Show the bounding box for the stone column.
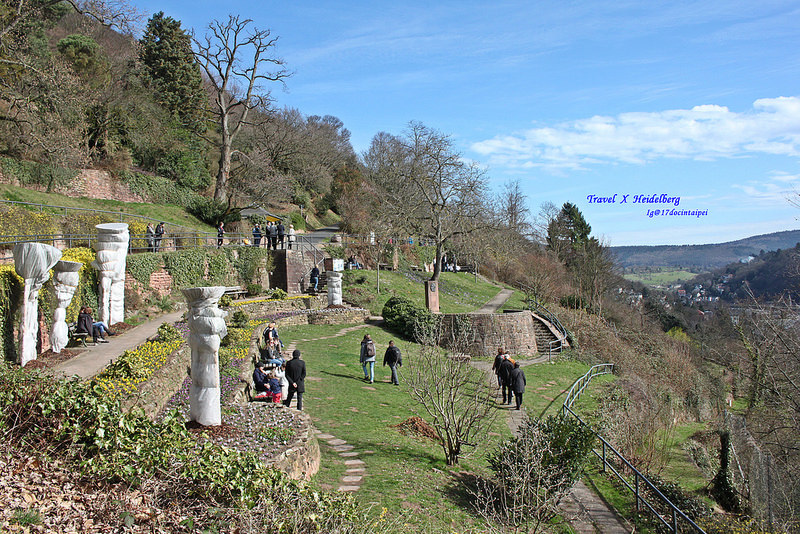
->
[50,260,83,353]
[92,223,129,326]
[13,243,62,367]
[327,271,343,306]
[183,286,228,426]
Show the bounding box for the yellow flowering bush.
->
[94,338,183,399]
[0,206,59,247]
[0,265,23,361]
[230,295,309,307]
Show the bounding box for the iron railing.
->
[561,364,706,534]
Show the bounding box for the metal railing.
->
[517,284,569,358]
[561,365,707,534]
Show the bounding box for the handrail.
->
[561,365,706,534]
[517,283,568,358]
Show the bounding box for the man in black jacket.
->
[283,349,306,410]
[383,340,402,385]
[491,347,504,389]
[277,221,285,249]
[498,354,514,405]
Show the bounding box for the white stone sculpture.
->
[13,243,61,367]
[327,271,343,306]
[92,223,129,326]
[50,260,83,353]
[183,286,228,426]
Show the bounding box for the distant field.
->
[623,269,699,286]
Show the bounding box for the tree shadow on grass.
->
[318,369,368,382]
[442,470,485,520]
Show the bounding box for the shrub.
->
[246,283,262,296]
[157,322,183,343]
[218,295,233,308]
[221,327,249,347]
[382,296,435,341]
[269,288,288,300]
[231,310,249,329]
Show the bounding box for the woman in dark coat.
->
[510,362,526,410]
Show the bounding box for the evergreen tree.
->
[139,12,205,132]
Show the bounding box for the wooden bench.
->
[68,322,90,347]
[223,286,248,299]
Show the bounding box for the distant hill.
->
[611,230,800,270]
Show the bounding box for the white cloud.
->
[472,97,800,171]
[732,171,800,205]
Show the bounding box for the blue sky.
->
[133,0,800,246]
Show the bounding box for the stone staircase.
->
[531,313,564,355]
[277,249,329,295]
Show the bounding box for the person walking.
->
[309,265,319,292]
[383,340,402,385]
[510,362,526,410]
[287,224,296,250]
[283,349,306,410]
[154,222,165,252]
[499,354,515,405]
[491,347,504,389]
[277,220,285,249]
[252,224,262,247]
[360,334,377,383]
[146,223,156,252]
[216,222,225,248]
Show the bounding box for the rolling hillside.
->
[612,229,800,270]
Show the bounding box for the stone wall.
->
[439,311,539,359]
[0,168,145,203]
[121,344,191,419]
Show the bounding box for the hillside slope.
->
[611,229,800,269]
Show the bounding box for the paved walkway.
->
[470,287,631,533]
[52,310,185,380]
[472,288,515,314]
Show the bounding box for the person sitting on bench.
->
[77,307,108,344]
[253,362,270,397]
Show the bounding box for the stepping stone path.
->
[283,323,373,493]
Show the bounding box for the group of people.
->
[360,334,402,385]
[145,222,165,252]
[75,306,114,344]
[492,347,527,410]
[253,322,306,410]
[251,221,296,250]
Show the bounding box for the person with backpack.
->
[360,334,377,383]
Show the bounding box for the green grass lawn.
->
[0,184,213,232]
[343,269,505,315]
[283,322,512,531]
[280,322,620,532]
[622,269,699,287]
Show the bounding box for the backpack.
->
[366,341,376,357]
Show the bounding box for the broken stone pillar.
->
[183,286,228,426]
[50,260,83,353]
[13,243,62,366]
[327,271,343,306]
[92,223,129,326]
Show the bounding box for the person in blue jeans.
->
[309,266,320,291]
[360,334,376,383]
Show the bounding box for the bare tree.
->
[363,122,492,283]
[472,415,594,533]
[405,316,496,465]
[192,15,290,202]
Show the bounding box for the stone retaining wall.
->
[439,311,539,359]
[121,344,191,419]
